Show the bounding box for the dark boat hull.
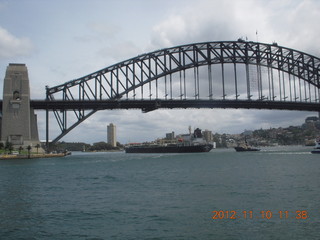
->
[234,146,260,152]
[125,144,213,153]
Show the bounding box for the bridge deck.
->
[0,99,314,112]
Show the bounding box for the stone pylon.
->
[1,63,40,148]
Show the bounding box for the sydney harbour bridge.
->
[21,40,320,146]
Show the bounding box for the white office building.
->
[107,123,117,147]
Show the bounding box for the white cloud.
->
[98,41,141,63]
[150,0,320,52]
[152,15,187,47]
[150,0,241,48]
[90,22,120,39]
[277,0,320,54]
[74,22,120,43]
[0,26,33,58]
[2,0,318,144]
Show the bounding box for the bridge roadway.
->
[0,99,318,112]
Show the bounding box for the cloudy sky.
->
[0,0,319,143]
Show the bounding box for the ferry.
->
[125,128,213,153]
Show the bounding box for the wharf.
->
[0,153,67,160]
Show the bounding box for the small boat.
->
[234,146,260,152]
[63,150,72,156]
[311,138,320,154]
[234,138,260,152]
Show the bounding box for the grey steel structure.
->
[24,41,320,145]
[1,64,40,147]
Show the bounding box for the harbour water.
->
[0,146,319,239]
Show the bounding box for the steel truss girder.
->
[45,41,320,143]
[33,99,320,112]
[47,41,320,95]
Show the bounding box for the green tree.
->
[27,145,32,159]
[35,144,40,154]
[90,141,115,151]
[116,142,124,148]
[18,146,23,154]
[5,141,13,154]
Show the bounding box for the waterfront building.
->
[166,132,175,140]
[107,123,117,147]
[203,129,213,142]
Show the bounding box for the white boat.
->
[311,138,320,154]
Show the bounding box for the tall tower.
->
[1,64,40,147]
[107,123,117,147]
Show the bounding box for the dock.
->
[0,153,68,160]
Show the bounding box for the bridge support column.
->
[1,64,41,151]
[46,108,49,152]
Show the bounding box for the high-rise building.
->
[107,123,117,147]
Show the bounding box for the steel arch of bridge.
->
[45,40,320,144]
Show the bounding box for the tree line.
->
[53,141,123,152]
[0,141,41,154]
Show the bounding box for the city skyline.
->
[0,0,319,143]
[87,115,317,145]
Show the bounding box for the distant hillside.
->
[213,118,320,148]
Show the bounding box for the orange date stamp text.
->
[211,210,309,220]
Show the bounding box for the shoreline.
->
[0,153,67,160]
